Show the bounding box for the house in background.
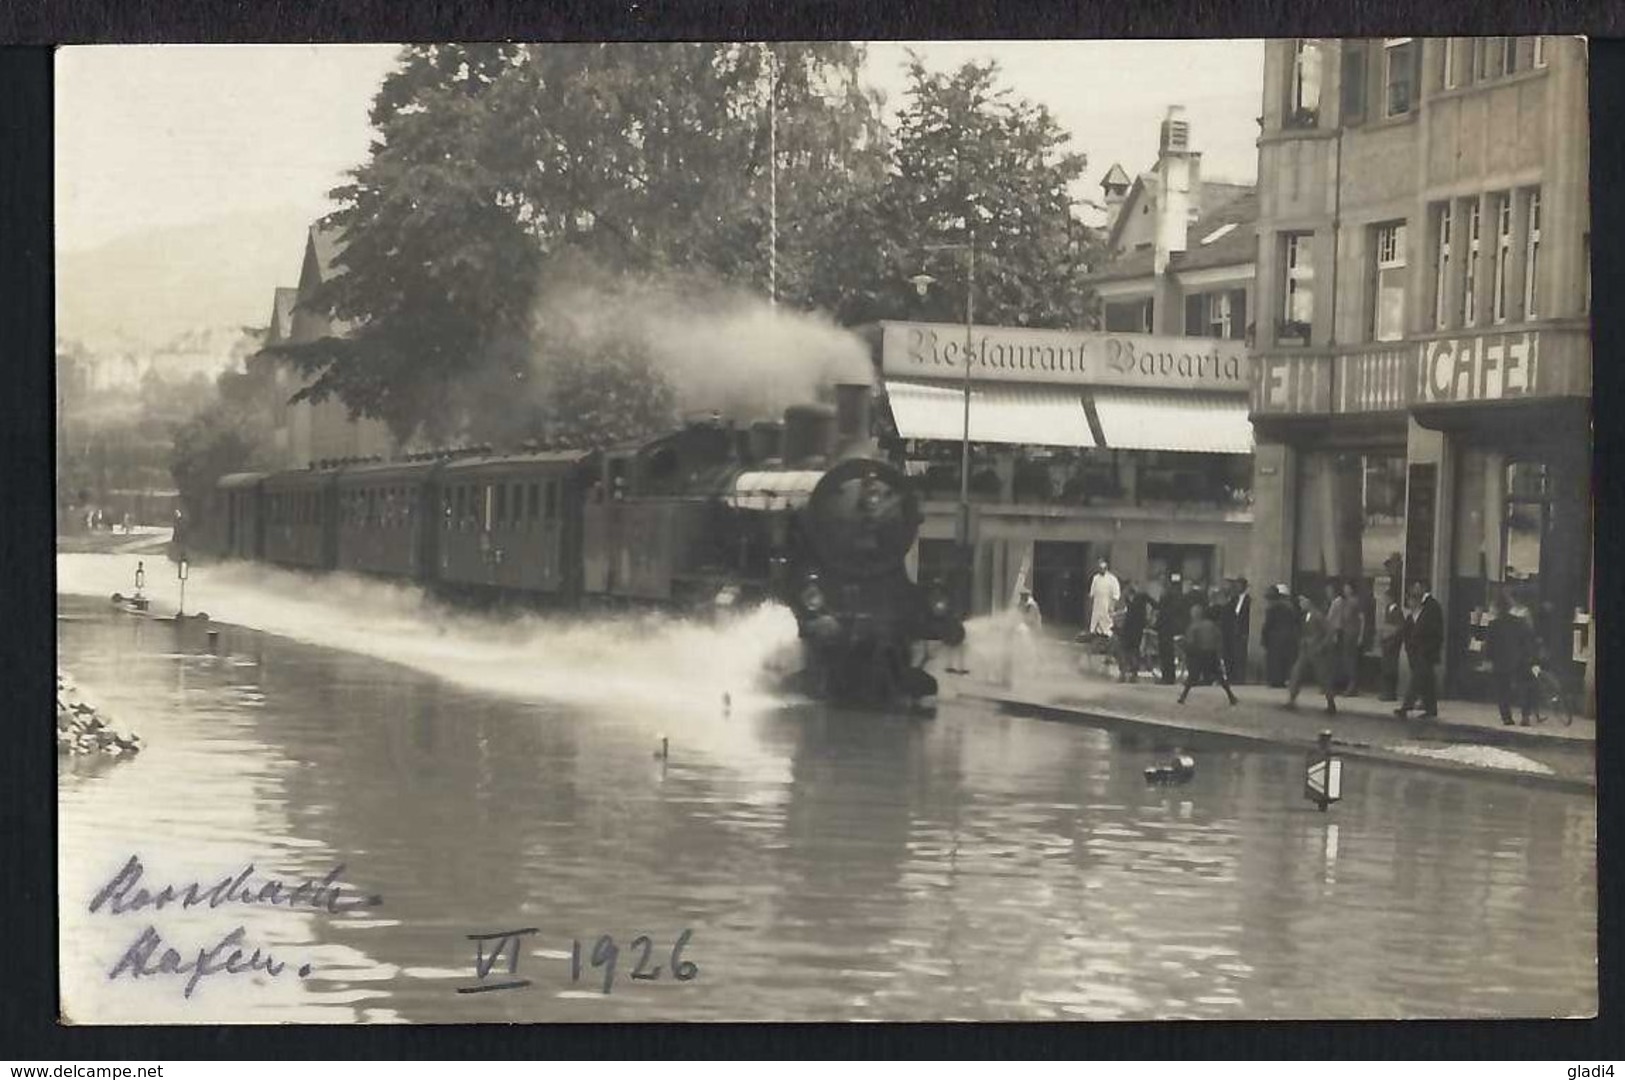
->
[259,223,395,467]
[1092,105,1257,345]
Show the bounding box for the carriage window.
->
[528,483,540,522]
[545,481,558,519]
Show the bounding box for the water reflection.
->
[58,596,1595,1023]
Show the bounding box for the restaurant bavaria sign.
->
[880,321,1250,392]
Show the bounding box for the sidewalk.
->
[943,652,1595,794]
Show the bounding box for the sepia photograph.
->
[53,37,1595,1024]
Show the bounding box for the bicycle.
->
[1530,663,1574,727]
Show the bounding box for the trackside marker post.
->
[1305,729,1342,811]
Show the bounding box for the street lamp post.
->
[913,226,978,617]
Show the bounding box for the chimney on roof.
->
[1153,105,1202,276]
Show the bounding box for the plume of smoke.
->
[534,270,874,424]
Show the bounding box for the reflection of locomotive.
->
[182,382,963,709]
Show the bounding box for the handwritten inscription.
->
[90,855,383,915]
[458,928,699,996]
[108,925,310,999]
[89,855,382,998]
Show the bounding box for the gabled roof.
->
[1104,172,1158,252]
[266,287,299,345]
[297,222,348,294]
[1101,163,1131,189]
[1087,188,1258,284]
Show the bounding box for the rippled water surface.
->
[57,562,1596,1023]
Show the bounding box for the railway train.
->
[179,382,964,709]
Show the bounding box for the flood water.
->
[57,555,1596,1023]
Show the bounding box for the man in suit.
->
[1376,585,1406,701]
[1227,576,1252,685]
[1154,573,1186,685]
[1286,593,1339,714]
[1395,580,1444,719]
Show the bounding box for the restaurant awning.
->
[884,380,1095,448]
[885,380,1255,455]
[1089,389,1254,454]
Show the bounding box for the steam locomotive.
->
[181,382,964,709]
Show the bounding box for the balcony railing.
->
[1250,324,1590,417]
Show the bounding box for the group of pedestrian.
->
[1262,577,1445,718]
[1084,565,1254,706]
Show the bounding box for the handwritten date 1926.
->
[570,930,698,996]
[456,928,698,996]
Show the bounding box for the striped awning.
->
[884,380,1095,448]
[1089,389,1254,454]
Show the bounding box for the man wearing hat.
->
[1261,584,1299,689]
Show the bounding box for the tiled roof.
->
[1169,189,1258,273]
[1088,188,1257,284]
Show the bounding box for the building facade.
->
[877,318,1255,629]
[875,107,1262,633]
[259,224,396,468]
[1248,36,1592,709]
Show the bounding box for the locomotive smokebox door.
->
[804,459,922,580]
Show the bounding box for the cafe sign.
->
[1414,330,1541,405]
[880,320,1249,391]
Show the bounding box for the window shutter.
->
[1229,289,1248,340]
[1185,293,1205,336]
[1342,43,1367,125]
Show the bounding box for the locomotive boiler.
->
[184,381,961,711]
[581,382,963,708]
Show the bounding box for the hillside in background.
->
[56,204,319,352]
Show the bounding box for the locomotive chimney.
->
[782,404,837,466]
[748,420,783,463]
[834,382,874,459]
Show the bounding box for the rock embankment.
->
[57,671,143,758]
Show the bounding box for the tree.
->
[168,357,281,516]
[282,43,888,445]
[847,57,1105,329]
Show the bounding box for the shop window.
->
[1287,39,1322,127]
[1462,198,1482,327]
[1295,451,1407,583]
[1491,192,1513,324]
[1523,188,1542,319]
[1370,221,1408,342]
[1383,38,1417,117]
[1432,202,1453,329]
[1281,232,1314,340]
[1147,543,1216,593]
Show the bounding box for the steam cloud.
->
[536,275,874,423]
